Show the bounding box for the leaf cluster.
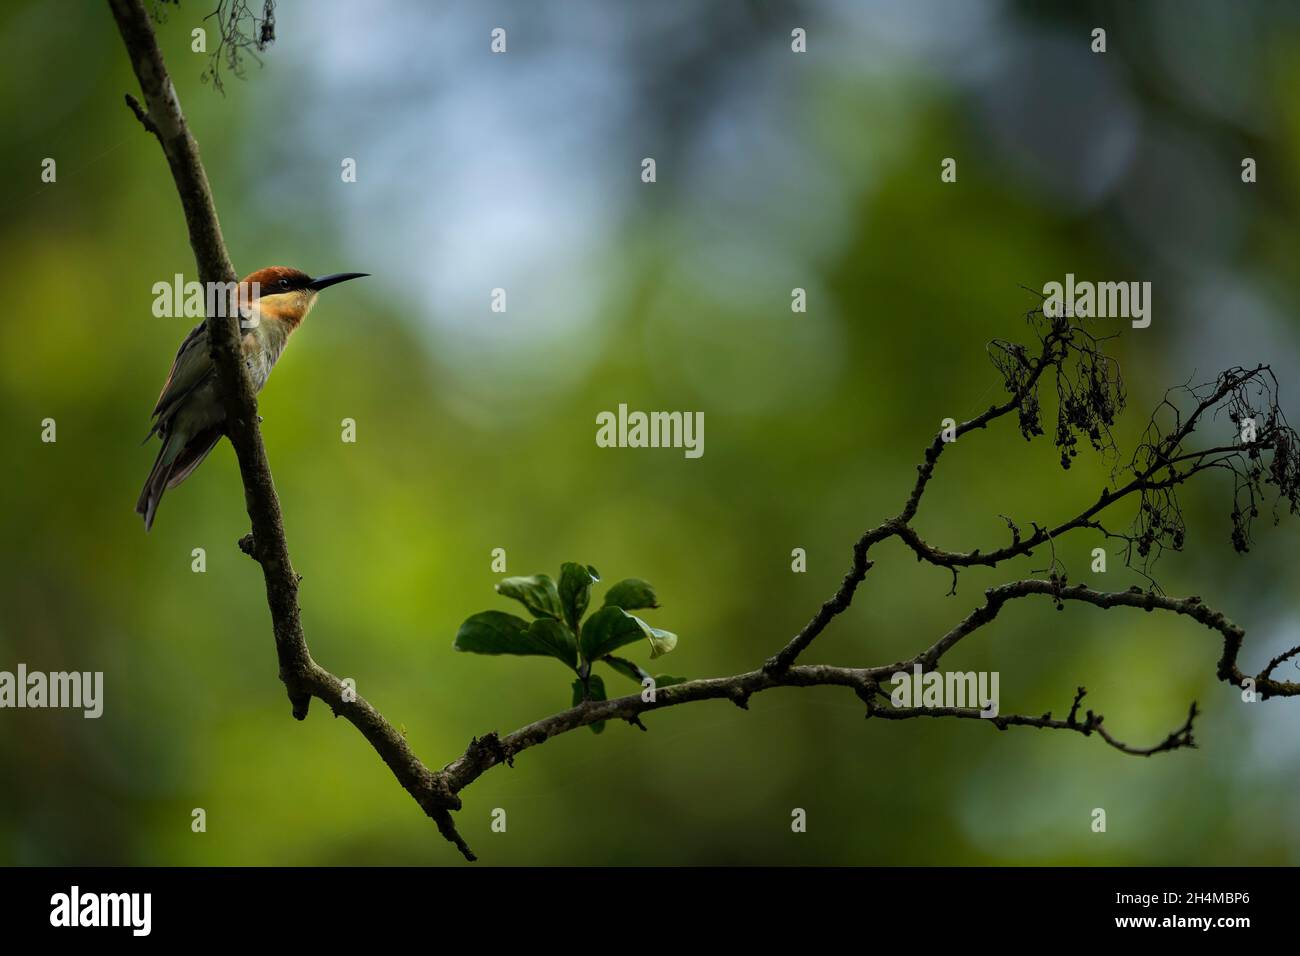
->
[455,564,684,732]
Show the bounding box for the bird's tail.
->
[136,427,220,532]
[136,432,180,532]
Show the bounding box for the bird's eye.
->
[278,278,290,289]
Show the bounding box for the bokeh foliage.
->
[1,0,1299,864]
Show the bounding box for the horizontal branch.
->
[917,578,1298,696]
[442,663,893,792]
[867,686,1199,757]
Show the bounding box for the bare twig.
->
[867,693,1199,757]
[200,0,276,94]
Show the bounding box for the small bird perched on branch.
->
[137,266,367,530]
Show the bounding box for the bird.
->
[137,265,368,531]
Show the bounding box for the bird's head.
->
[239,266,368,329]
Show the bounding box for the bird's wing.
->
[164,425,223,490]
[150,320,213,423]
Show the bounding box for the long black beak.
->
[309,272,369,291]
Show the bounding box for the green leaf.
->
[602,578,660,611]
[496,574,563,620]
[571,673,607,734]
[524,618,578,670]
[559,562,600,631]
[581,606,648,660]
[643,622,678,659]
[454,610,531,654]
[602,655,649,684]
[581,606,679,661]
[603,659,686,694]
[455,611,577,669]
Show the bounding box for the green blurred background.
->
[2,0,1299,865]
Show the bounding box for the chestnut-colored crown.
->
[241,266,314,297]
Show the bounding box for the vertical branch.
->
[108,0,313,717]
[108,0,234,287]
[109,0,475,858]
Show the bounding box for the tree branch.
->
[866,689,1199,757]
[108,0,472,858]
[109,0,313,718]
